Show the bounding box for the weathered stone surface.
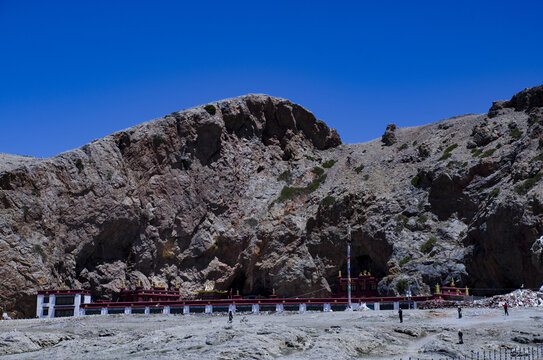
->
[470,121,499,147]
[1,87,543,318]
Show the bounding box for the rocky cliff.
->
[1,88,543,317]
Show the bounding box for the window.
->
[55,296,75,305]
[42,308,48,316]
[361,283,366,291]
[55,309,74,317]
[341,284,347,292]
[43,296,49,303]
[351,285,357,291]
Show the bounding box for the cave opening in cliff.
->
[75,219,138,278]
[354,255,386,278]
[230,272,247,296]
[337,255,386,279]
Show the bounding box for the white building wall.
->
[73,294,82,317]
[36,294,44,318]
[48,295,56,318]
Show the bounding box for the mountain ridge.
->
[1,87,542,317]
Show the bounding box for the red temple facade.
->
[118,285,180,303]
[334,273,378,298]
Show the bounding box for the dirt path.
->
[0,308,542,359]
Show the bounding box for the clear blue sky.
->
[1,1,542,158]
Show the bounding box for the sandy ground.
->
[0,308,542,359]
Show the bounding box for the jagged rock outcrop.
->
[1,87,543,318]
[381,123,398,146]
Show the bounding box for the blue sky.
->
[1,1,542,158]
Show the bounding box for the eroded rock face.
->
[1,87,543,318]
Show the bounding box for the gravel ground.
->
[0,308,542,359]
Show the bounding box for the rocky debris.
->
[1,86,543,317]
[419,289,543,309]
[381,123,397,146]
[474,289,543,308]
[418,300,464,309]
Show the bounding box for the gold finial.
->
[339,270,342,277]
[451,278,455,287]
[272,288,276,295]
[122,280,126,288]
[62,281,67,289]
[137,279,141,287]
[159,282,163,287]
[436,284,441,294]
[465,286,469,296]
[359,272,363,277]
[236,289,239,296]
[175,281,179,288]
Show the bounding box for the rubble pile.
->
[417,300,464,309]
[474,289,543,308]
[418,289,543,309]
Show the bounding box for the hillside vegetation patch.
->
[438,143,458,161]
[480,148,497,158]
[471,148,483,157]
[321,195,335,207]
[421,236,437,254]
[514,172,542,195]
[354,164,365,173]
[312,166,325,176]
[510,127,523,140]
[204,104,216,115]
[277,174,327,202]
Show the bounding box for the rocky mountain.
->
[1,87,543,317]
